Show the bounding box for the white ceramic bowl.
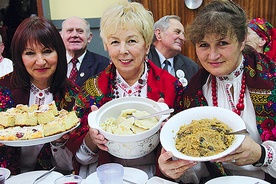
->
[160,106,246,161]
[89,96,170,159]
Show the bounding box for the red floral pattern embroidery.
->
[260,118,276,141]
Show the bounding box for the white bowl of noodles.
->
[88,96,170,159]
[160,106,246,161]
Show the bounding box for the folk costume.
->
[0,74,82,175]
[248,18,276,62]
[182,47,276,182]
[74,59,184,177]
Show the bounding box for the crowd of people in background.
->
[0,0,275,183]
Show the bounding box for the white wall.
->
[49,0,127,20]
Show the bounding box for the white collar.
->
[30,83,52,106]
[154,48,174,65]
[217,56,244,82]
[66,51,87,65]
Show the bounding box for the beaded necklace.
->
[212,73,246,115]
[112,62,148,99]
[211,59,246,115]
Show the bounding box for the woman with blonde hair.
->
[74,1,184,178]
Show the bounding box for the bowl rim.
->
[160,106,246,161]
[88,96,170,142]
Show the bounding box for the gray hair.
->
[61,16,91,37]
[152,15,181,43]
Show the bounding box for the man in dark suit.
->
[60,16,110,87]
[148,15,199,87]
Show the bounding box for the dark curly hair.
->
[187,0,247,45]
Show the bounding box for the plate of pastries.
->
[0,101,79,147]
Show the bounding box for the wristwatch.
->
[252,144,266,167]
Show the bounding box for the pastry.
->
[14,112,38,126]
[60,111,79,130]
[0,126,28,141]
[26,125,44,139]
[0,112,15,127]
[0,101,78,141]
[36,110,55,125]
[43,119,65,136]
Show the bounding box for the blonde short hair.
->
[100,2,154,50]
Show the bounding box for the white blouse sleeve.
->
[261,141,276,177]
[75,139,99,165]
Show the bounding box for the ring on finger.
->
[231,159,236,163]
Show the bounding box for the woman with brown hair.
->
[158,1,276,183]
[0,16,81,175]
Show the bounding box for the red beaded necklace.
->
[211,73,246,115]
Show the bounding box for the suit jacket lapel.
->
[76,52,93,86]
[148,45,162,68]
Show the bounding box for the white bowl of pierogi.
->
[88,96,170,159]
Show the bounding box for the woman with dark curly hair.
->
[158,1,276,183]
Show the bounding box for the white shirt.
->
[66,52,86,78]
[0,58,13,77]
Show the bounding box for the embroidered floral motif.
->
[258,118,276,141]
[268,88,276,111]
[218,61,244,81]
[0,86,14,111]
[30,83,50,105]
[184,89,208,108]
[263,144,273,167]
[55,85,79,110]
[112,65,148,98]
[74,61,183,120]
[243,54,276,141]
[186,53,276,142]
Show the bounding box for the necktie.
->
[69,58,78,83]
[163,60,170,71]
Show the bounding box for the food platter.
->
[0,123,79,147]
[160,106,246,161]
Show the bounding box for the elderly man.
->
[60,16,109,87]
[148,15,199,87]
